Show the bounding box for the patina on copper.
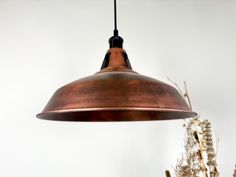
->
[37,48,197,121]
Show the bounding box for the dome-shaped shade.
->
[37,48,197,121]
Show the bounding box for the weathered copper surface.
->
[37,48,197,121]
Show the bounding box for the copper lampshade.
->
[37,0,197,121]
[37,47,197,121]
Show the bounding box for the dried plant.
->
[165,80,220,177]
[164,80,236,177]
[165,117,236,177]
[177,118,219,177]
[233,165,236,177]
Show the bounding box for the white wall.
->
[0,0,236,176]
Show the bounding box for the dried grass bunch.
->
[174,117,219,177]
[165,80,234,177]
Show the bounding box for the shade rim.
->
[38,107,195,114]
[37,107,198,121]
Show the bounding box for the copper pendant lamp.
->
[36,0,197,121]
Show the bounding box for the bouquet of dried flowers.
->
[174,117,219,177]
[164,80,234,177]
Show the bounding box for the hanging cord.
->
[114,0,118,36]
[109,0,123,48]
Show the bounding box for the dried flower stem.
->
[193,120,208,177]
[233,165,236,177]
[165,170,171,177]
[167,77,192,110]
[167,77,184,97]
[183,81,192,110]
